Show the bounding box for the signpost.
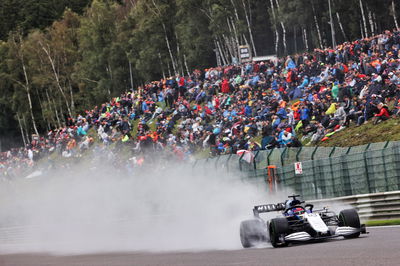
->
[294,162,303,175]
[239,45,252,63]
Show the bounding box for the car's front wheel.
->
[338,209,361,239]
[269,218,290,248]
[240,219,267,248]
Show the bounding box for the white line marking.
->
[367,225,400,229]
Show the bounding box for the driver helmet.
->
[285,199,294,210]
[285,198,302,209]
[285,199,304,215]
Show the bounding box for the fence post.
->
[310,146,319,198]
[253,150,260,170]
[382,141,390,191]
[329,147,336,157]
[278,148,287,191]
[239,152,245,171]
[311,146,318,160]
[295,147,303,162]
[363,143,372,193]
[340,156,349,195]
[341,146,352,196]
[225,153,232,172]
[281,147,288,167]
[267,148,274,166]
[328,147,336,197]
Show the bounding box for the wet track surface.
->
[0,227,399,266]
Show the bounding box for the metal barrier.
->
[309,191,400,221]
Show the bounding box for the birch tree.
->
[269,0,280,55]
[148,0,178,75]
[241,0,257,56]
[336,12,349,42]
[274,0,287,54]
[311,0,323,48]
[229,0,245,46]
[367,6,375,36]
[16,113,27,147]
[392,0,399,30]
[37,39,73,118]
[359,0,369,37]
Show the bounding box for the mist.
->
[0,160,287,254]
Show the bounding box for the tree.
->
[0,0,91,40]
[76,0,125,105]
[8,33,40,137]
[0,41,22,149]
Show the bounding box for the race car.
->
[240,195,368,248]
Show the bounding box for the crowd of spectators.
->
[2,29,400,178]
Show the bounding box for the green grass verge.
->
[320,117,400,147]
[130,119,140,137]
[193,149,210,160]
[365,219,400,226]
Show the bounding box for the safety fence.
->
[194,141,400,200]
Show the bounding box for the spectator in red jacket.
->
[373,103,390,124]
[221,78,230,93]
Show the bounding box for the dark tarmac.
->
[0,226,398,266]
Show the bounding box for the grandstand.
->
[1,30,400,178]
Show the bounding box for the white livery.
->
[240,195,368,248]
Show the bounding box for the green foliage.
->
[77,0,117,100]
[0,0,91,40]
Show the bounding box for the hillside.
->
[1,0,400,149]
[320,118,400,147]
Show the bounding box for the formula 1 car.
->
[240,195,368,248]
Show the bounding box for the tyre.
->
[269,218,290,248]
[240,219,267,248]
[338,209,361,239]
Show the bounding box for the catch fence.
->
[194,141,400,200]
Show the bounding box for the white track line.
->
[367,225,400,229]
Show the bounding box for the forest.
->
[0,0,399,150]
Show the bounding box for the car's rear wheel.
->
[240,219,267,248]
[269,218,290,248]
[338,209,361,239]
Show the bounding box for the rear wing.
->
[253,203,285,217]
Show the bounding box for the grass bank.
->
[320,117,400,147]
[365,219,400,226]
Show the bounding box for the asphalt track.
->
[0,226,399,266]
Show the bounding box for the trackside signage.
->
[239,45,252,63]
[294,162,303,175]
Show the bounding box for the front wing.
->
[284,225,368,242]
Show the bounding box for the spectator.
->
[373,103,390,124]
